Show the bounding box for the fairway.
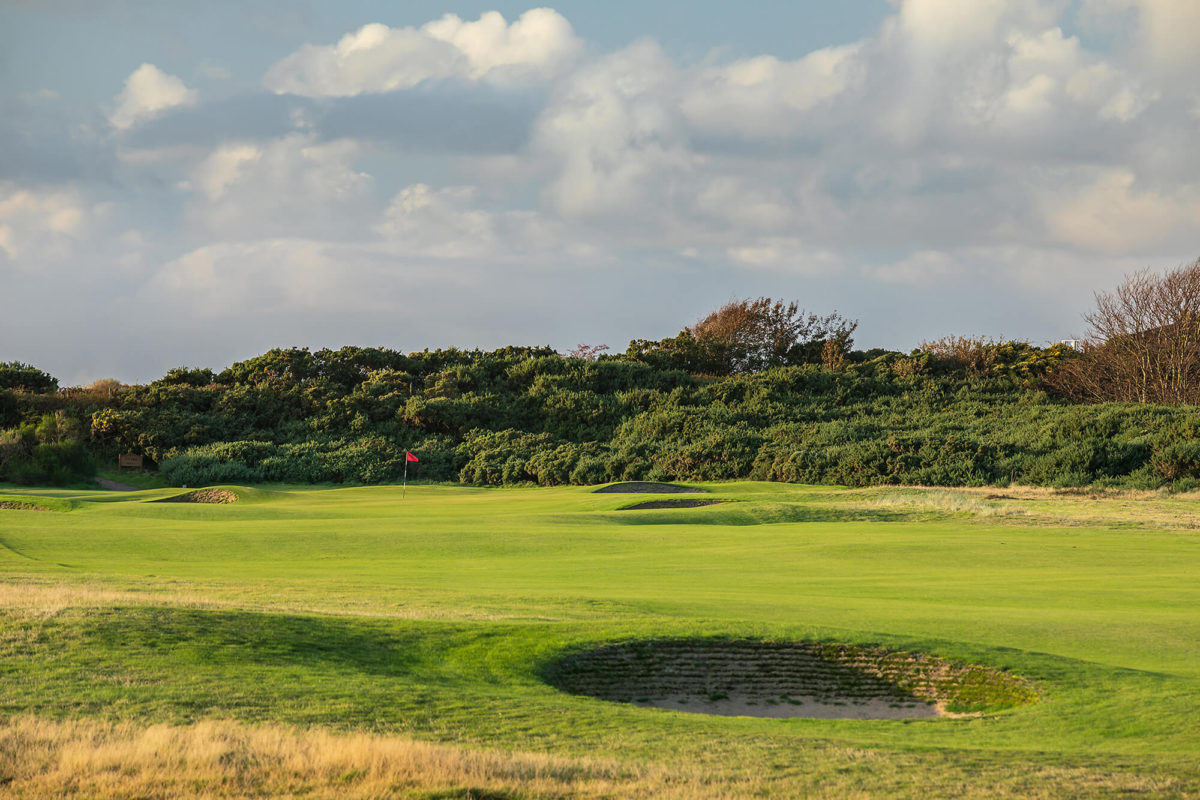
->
[2,482,1199,798]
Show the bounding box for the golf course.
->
[1,480,1198,798]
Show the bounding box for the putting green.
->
[1,481,1198,797]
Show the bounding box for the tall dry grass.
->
[869,490,1027,517]
[860,485,1200,529]
[0,716,724,799]
[0,716,1189,800]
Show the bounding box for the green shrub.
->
[1151,441,1200,480]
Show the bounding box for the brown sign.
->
[118,454,143,471]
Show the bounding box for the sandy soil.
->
[632,694,940,720]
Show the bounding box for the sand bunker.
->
[156,489,238,504]
[620,499,727,510]
[595,482,705,494]
[544,640,1035,720]
[0,501,49,511]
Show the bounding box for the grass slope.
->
[1,482,1199,798]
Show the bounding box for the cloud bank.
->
[263,9,581,96]
[3,2,1198,384]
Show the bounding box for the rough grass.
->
[0,716,694,800]
[855,485,1200,529]
[0,715,1191,800]
[869,490,1028,517]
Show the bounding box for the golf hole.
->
[544,640,1036,720]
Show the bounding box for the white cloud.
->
[994,28,1154,125]
[264,9,580,97]
[725,238,841,275]
[377,182,587,263]
[1044,169,1200,254]
[895,0,1062,52]
[147,239,349,316]
[694,177,794,231]
[532,40,694,218]
[110,64,196,130]
[868,250,961,285]
[0,183,87,262]
[182,135,374,239]
[680,45,864,138]
[192,143,262,200]
[422,8,580,80]
[377,184,498,259]
[1065,63,1153,121]
[1084,0,1200,76]
[1130,0,1200,74]
[15,1,1200,384]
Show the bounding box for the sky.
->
[2,0,1198,385]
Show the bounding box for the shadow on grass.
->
[83,607,428,676]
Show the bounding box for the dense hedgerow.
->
[0,412,95,485]
[6,343,1200,489]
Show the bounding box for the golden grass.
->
[869,490,1028,517]
[0,716,748,799]
[0,716,1191,800]
[0,580,547,624]
[857,485,1200,530]
[0,581,221,620]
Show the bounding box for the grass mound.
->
[0,494,77,512]
[544,639,1037,719]
[594,482,705,494]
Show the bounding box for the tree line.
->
[2,258,1199,489]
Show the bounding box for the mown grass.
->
[1,482,1199,797]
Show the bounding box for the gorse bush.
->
[4,313,1200,491]
[0,361,58,393]
[159,436,411,486]
[0,413,95,485]
[69,345,1200,488]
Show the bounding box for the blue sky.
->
[2,0,1198,383]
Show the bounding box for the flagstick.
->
[403,458,408,499]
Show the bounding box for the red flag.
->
[406,451,419,462]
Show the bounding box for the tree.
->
[1051,257,1200,404]
[0,362,58,393]
[567,343,610,360]
[689,298,857,374]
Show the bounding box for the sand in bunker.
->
[544,641,1035,721]
[633,694,939,720]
